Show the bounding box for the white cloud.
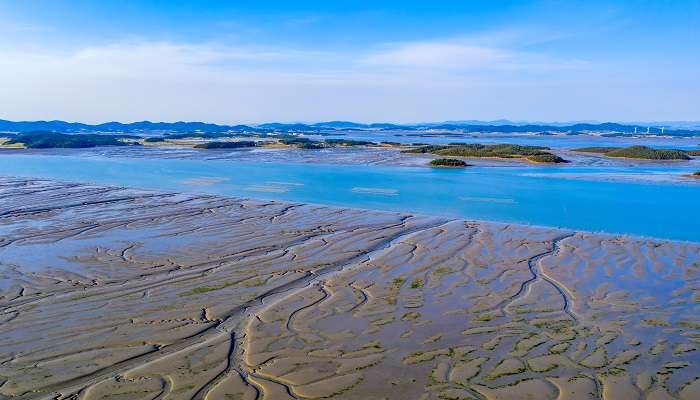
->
[358,37,589,74]
[360,41,511,69]
[0,37,695,123]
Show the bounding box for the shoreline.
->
[0,174,697,245]
[1,177,699,399]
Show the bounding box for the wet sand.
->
[0,177,698,399]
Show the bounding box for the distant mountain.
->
[626,121,700,130]
[425,122,699,136]
[257,123,325,132]
[1,118,698,136]
[435,119,525,126]
[368,123,415,130]
[311,121,368,129]
[0,120,88,133]
[0,119,236,133]
[95,121,227,132]
[437,120,603,127]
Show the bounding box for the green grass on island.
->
[608,147,690,160]
[4,132,134,148]
[193,141,257,149]
[572,145,692,160]
[569,146,619,154]
[405,143,568,163]
[278,137,324,149]
[525,153,569,163]
[693,172,700,177]
[429,158,469,167]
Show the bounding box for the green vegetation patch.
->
[410,278,424,289]
[643,318,671,327]
[193,141,256,149]
[278,137,324,149]
[391,277,406,287]
[605,146,690,160]
[574,145,691,160]
[279,137,312,145]
[241,277,266,287]
[472,313,494,322]
[179,286,221,296]
[430,158,468,168]
[296,142,325,149]
[6,131,130,148]
[402,311,421,321]
[429,158,469,167]
[405,143,567,163]
[693,171,700,177]
[526,154,567,163]
[571,146,620,153]
[178,278,253,296]
[405,144,449,154]
[279,137,376,149]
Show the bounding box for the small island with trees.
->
[193,141,257,149]
[429,158,470,167]
[572,145,698,160]
[404,143,568,163]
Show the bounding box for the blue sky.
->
[0,1,698,123]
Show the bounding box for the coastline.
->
[0,173,698,245]
[1,176,699,399]
[1,152,699,243]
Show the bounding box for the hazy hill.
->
[1,118,698,136]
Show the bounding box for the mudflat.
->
[0,177,698,400]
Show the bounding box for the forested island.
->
[278,137,324,149]
[404,143,568,163]
[0,131,382,150]
[276,137,378,149]
[572,145,698,160]
[193,141,257,149]
[429,158,469,167]
[2,132,135,148]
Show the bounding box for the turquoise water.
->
[1,153,699,242]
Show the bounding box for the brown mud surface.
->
[0,177,698,399]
